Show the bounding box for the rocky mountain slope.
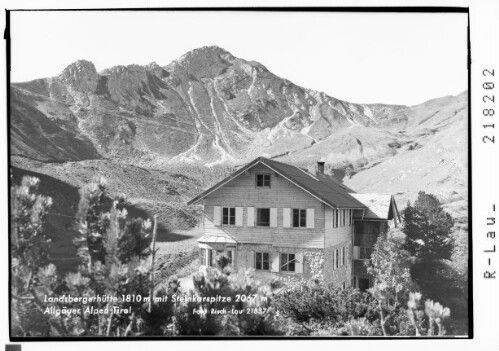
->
[344,92,468,220]
[10,45,468,220]
[11,46,412,166]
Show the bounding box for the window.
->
[255,252,270,270]
[208,249,223,267]
[256,208,270,226]
[281,253,296,272]
[335,249,339,269]
[222,207,236,225]
[227,249,234,266]
[208,249,215,267]
[256,173,271,187]
[342,247,346,266]
[200,248,206,266]
[335,210,339,228]
[292,209,307,227]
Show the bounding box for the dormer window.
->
[256,173,271,187]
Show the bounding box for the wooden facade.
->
[190,158,397,289]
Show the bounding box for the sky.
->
[10,10,468,106]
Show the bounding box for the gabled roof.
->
[349,193,400,220]
[187,156,366,209]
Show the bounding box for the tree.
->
[365,233,414,335]
[401,192,455,298]
[63,176,155,335]
[10,176,53,336]
[11,175,168,336]
[402,192,454,261]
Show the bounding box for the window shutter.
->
[235,207,243,226]
[271,252,280,272]
[295,252,303,274]
[247,207,255,227]
[283,208,291,228]
[332,209,336,228]
[306,208,315,229]
[214,206,221,225]
[353,246,360,259]
[270,208,278,227]
[246,250,255,269]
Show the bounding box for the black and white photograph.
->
[2,2,496,347]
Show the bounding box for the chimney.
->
[317,161,325,175]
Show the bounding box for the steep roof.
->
[349,193,399,220]
[187,156,366,209]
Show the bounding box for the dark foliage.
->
[174,268,283,336]
[402,191,454,262]
[402,192,456,298]
[273,281,378,326]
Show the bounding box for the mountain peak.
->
[59,60,99,93]
[60,60,97,76]
[176,45,235,65]
[186,45,233,57]
[173,45,236,79]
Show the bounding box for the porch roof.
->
[197,235,237,244]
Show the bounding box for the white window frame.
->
[222,207,236,225]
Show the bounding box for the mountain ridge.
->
[10,45,468,219]
[12,45,435,166]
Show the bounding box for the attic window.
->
[256,173,271,187]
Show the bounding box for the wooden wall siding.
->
[325,206,353,248]
[203,163,325,248]
[354,221,388,236]
[353,220,388,247]
[324,243,352,287]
